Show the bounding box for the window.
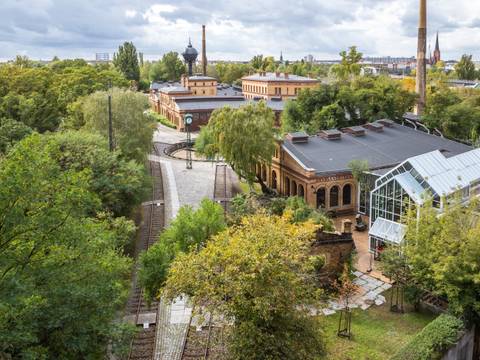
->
[316,188,326,209]
[292,181,297,196]
[298,185,305,199]
[330,186,339,207]
[272,170,277,190]
[343,184,352,205]
[285,177,290,195]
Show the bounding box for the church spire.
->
[433,31,441,65]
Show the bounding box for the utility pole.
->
[108,81,114,152]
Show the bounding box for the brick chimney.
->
[284,72,289,79]
[202,25,207,76]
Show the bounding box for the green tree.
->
[404,199,480,321]
[0,118,32,155]
[163,213,325,360]
[455,54,477,80]
[195,101,277,192]
[161,51,186,81]
[0,134,134,358]
[139,199,226,300]
[82,88,156,163]
[113,41,141,82]
[331,46,363,80]
[37,131,147,217]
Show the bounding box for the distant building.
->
[304,54,315,63]
[95,53,110,62]
[241,72,319,100]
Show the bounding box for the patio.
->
[334,214,390,283]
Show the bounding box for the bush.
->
[145,109,177,129]
[391,314,464,360]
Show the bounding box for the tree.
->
[160,52,186,81]
[404,199,480,321]
[139,199,226,300]
[35,131,147,217]
[0,118,32,155]
[334,264,358,339]
[82,88,156,163]
[163,213,325,359]
[113,41,140,82]
[380,247,411,313]
[0,134,134,358]
[195,101,277,192]
[331,46,363,80]
[455,54,476,80]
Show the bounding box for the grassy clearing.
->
[320,291,436,360]
[238,179,262,194]
[145,110,177,129]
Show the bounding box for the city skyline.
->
[1,0,480,61]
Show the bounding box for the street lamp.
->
[184,113,193,170]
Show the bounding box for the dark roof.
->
[242,72,319,83]
[282,123,472,175]
[174,97,285,112]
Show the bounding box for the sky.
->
[1,0,480,62]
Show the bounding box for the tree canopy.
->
[331,46,363,80]
[0,134,134,358]
[139,199,226,300]
[163,212,325,360]
[282,76,417,134]
[195,101,277,190]
[148,52,186,82]
[113,41,141,82]
[82,88,156,163]
[455,54,477,80]
[404,199,480,321]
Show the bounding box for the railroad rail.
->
[181,316,214,359]
[127,159,165,360]
[213,164,230,214]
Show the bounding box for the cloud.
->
[0,0,479,61]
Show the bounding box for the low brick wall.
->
[311,231,355,283]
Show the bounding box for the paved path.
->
[151,126,220,360]
[318,271,392,316]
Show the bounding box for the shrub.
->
[391,314,464,360]
[145,109,176,129]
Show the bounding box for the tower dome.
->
[182,39,198,76]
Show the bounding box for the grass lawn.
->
[238,179,262,194]
[320,292,436,360]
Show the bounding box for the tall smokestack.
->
[202,25,207,76]
[415,0,427,115]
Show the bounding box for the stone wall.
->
[311,230,355,283]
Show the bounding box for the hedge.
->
[391,314,464,360]
[146,110,177,129]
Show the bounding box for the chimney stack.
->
[202,25,207,76]
[415,0,427,115]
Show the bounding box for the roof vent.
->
[363,122,384,132]
[319,129,342,140]
[377,119,395,127]
[342,126,366,137]
[287,132,309,144]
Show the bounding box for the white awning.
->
[369,218,406,245]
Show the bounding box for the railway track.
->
[127,159,165,360]
[213,164,230,214]
[181,317,214,360]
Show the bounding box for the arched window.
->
[292,180,297,196]
[285,177,290,195]
[316,188,326,209]
[330,186,339,207]
[261,166,267,182]
[298,184,305,199]
[272,171,277,190]
[343,184,352,206]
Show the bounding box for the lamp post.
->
[184,114,193,169]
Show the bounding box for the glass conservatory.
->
[368,149,480,255]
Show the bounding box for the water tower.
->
[182,39,198,76]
